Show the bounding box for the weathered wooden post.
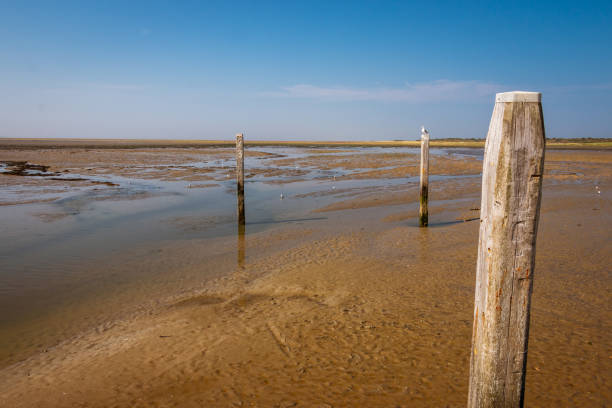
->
[236,133,245,226]
[419,126,430,227]
[468,91,545,407]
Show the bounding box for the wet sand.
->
[0,144,610,407]
[2,137,611,149]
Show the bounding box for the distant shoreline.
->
[1,138,611,150]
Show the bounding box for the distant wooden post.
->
[236,133,245,226]
[468,91,545,407]
[419,126,430,227]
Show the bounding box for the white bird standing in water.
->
[280,192,284,200]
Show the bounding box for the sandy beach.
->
[0,142,610,407]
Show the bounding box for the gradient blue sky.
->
[1,1,611,140]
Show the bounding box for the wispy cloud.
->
[265,80,505,102]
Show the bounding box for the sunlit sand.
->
[0,140,610,407]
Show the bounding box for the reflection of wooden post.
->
[419,127,429,227]
[237,222,245,269]
[236,133,245,226]
[468,91,545,408]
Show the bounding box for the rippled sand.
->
[0,145,610,407]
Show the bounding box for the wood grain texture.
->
[468,95,545,407]
[419,131,430,227]
[236,133,245,226]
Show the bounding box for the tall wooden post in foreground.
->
[236,133,245,226]
[419,126,430,227]
[468,91,545,407]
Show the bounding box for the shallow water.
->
[0,146,483,365]
[0,146,480,277]
[0,146,609,407]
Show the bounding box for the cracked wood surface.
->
[468,92,546,407]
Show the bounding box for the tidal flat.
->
[0,142,610,407]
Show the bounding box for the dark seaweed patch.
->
[1,161,118,186]
[1,161,52,176]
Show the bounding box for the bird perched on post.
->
[421,126,429,138]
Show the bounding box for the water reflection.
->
[237,222,245,269]
[237,174,245,270]
[237,188,245,226]
[236,187,246,269]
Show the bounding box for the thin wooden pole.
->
[419,126,430,227]
[236,133,245,226]
[468,91,546,407]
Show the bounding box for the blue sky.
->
[1,1,611,140]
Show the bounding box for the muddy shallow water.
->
[0,145,610,407]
